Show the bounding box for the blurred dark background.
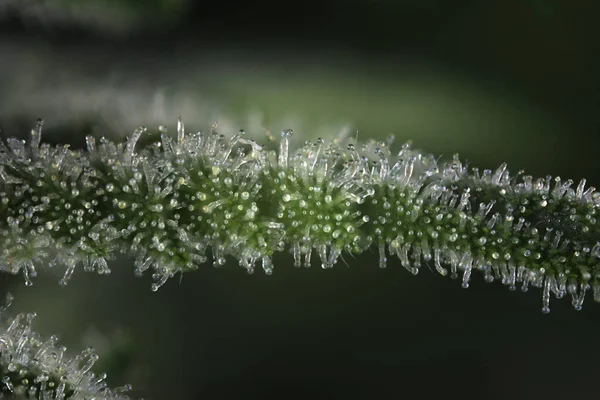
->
[1,1,600,399]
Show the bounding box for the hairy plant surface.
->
[0,293,132,399]
[1,119,599,313]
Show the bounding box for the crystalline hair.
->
[1,118,599,313]
[0,293,132,399]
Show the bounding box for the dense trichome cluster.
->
[0,293,132,399]
[1,119,599,312]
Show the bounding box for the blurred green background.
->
[1,1,599,399]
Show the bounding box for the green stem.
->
[1,119,598,313]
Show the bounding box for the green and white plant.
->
[0,292,132,399]
[0,118,598,317]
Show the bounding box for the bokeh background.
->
[1,1,600,399]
